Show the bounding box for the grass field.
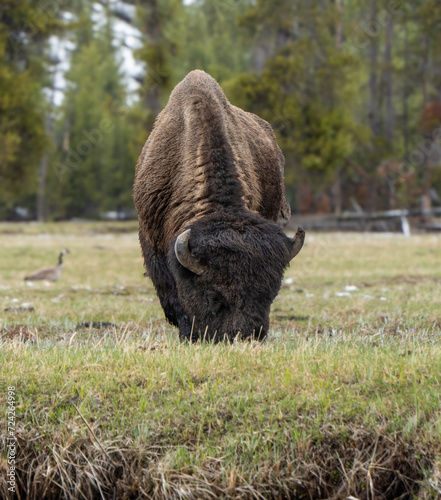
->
[0,222,440,499]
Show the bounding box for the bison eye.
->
[206,289,229,314]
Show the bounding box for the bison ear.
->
[288,227,305,261]
[174,229,208,276]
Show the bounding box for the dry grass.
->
[0,224,440,499]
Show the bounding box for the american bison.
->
[134,70,304,341]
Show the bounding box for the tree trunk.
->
[37,96,55,221]
[421,162,432,220]
[331,0,344,214]
[331,169,343,214]
[251,26,276,74]
[421,33,430,104]
[402,22,410,156]
[335,0,343,48]
[37,154,48,222]
[143,0,161,119]
[421,34,432,218]
[145,85,161,121]
[385,162,395,210]
[37,37,58,222]
[368,0,379,137]
[384,19,394,143]
[367,181,378,213]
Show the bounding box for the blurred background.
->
[1,0,440,229]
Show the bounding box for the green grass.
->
[0,223,440,499]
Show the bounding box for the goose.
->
[24,249,70,282]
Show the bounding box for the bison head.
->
[168,212,304,342]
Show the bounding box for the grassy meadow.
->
[0,221,440,499]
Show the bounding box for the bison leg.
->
[140,237,198,341]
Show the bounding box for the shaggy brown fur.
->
[134,70,303,341]
[134,70,290,254]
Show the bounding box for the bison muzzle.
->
[134,70,305,342]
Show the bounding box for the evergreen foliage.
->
[0,0,60,218]
[48,21,137,218]
[1,0,440,219]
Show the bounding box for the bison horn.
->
[174,229,207,275]
[290,226,305,260]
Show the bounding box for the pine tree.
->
[227,0,367,213]
[171,0,250,84]
[48,12,137,219]
[135,0,182,131]
[0,0,60,218]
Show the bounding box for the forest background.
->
[1,0,441,221]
